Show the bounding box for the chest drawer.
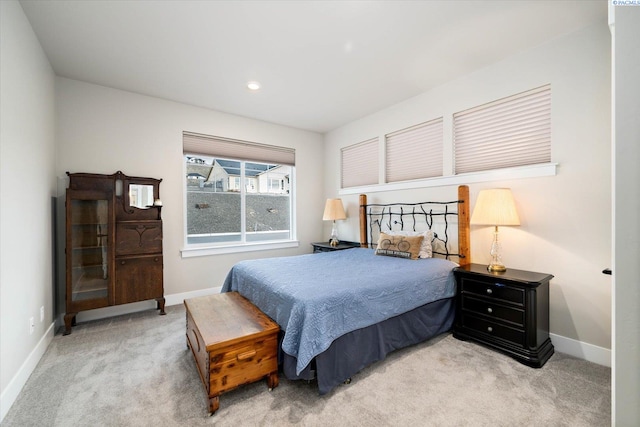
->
[186,310,278,396]
[460,277,524,305]
[459,313,525,347]
[208,336,278,394]
[461,295,525,327]
[115,221,162,256]
[115,255,163,304]
[184,292,280,414]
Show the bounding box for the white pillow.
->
[385,230,434,258]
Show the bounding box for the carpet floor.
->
[2,305,611,426]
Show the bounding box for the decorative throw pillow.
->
[390,230,434,258]
[375,232,424,260]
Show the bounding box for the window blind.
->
[453,85,551,174]
[385,118,443,183]
[341,137,379,188]
[183,132,295,166]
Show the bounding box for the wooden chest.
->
[184,292,279,415]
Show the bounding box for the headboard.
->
[358,185,470,265]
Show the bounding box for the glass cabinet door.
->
[67,190,114,308]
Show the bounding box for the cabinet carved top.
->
[67,171,163,221]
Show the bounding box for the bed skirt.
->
[279,296,455,394]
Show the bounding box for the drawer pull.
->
[487,326,493,333]
[486,288,493,295]
[237,350,257,361]
[487,307,493,314]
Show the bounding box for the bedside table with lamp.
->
[322,197,347,247]
[313,198,360,253]
[453,188,554,368]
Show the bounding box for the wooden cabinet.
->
[64,171,165,335]
[453,263,554,368]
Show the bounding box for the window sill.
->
[180,240,300,258]
[338,163,557,195]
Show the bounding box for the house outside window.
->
[183,132,295,250]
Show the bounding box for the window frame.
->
[181,134,298,258]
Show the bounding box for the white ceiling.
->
[19,0,606,133]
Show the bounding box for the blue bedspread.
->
[221,247,457,375]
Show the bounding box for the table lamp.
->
[470,188,520,272]
[323,198,346,246]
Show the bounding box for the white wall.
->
[324,23,612,356]
[611,5,640,426]
[0,0,57,420]
[55,78,325,313]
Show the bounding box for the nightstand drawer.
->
[461,295,525,327]
[460,313,525,347]
[461,278,525,305]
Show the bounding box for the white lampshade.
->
[471,189,520,226]
[322,199,346,221]
[471,188,520,272]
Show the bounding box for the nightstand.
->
[453,263,554,368]
[311,241,361,253]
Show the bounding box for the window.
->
[183,132,295,248]
[385,118,443,183]
[453,85,551,174]
[341,137,379,188]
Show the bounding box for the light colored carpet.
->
[2,305,610,426]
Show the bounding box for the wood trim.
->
[458,185,471,265]
[359,194,367,248]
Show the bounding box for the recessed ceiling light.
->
[247,81,261,91]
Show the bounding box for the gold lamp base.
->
[487,264,507,272]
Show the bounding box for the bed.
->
[221,185,470,394]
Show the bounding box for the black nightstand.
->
[453,263,554,368]
[311,241,361,253]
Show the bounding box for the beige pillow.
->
[388,230,434,258]
[375,232,424,260]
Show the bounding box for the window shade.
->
[385,118,443,183]
[341,137,379,188]
[453,85,551,174]
[183,132,295,166]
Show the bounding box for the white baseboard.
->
[0,321,55,423]
[55,287,223,326]
[550,332,611,367]
[165,286,222,306]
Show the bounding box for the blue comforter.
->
[221,247,457,375]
